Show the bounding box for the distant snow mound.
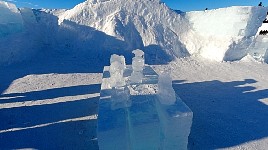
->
[59,0,190,63]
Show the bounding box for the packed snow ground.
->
[1,0,268,149]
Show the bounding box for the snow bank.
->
[59,1,268,62]
[1,0,268,65]
[59,0,190,63]
[184,6,267,61]
[0,1,24,37]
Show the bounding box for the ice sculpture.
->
[157,72,176,105]
[109,54,126,88]
[98,52,193,150]
[130,49,145,83]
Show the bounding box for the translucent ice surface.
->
[111,87,131,110]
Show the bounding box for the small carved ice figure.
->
[109,54,126,88]
[157,72,176,105]
[130,49,145,83]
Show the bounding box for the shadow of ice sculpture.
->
[98,50,193,150]
[130,49,145,83]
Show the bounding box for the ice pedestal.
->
[98,65,193,150]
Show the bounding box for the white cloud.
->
[22,1,39,7]
[5,0,18,2]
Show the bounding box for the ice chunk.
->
[157,72,176,105]
[130,49,145,83]
[0,1,24,37]
[109,54,126,88]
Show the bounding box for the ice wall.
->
[184,6,267,61]
[0,1,24,37]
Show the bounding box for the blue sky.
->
[3,0,267,12]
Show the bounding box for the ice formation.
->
[130,49,145,83]
[157,72,176,105]
[109,54,126,88]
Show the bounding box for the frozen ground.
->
[1,54,268,149]
[0,55,102,149]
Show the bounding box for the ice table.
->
[97,65,193,150]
